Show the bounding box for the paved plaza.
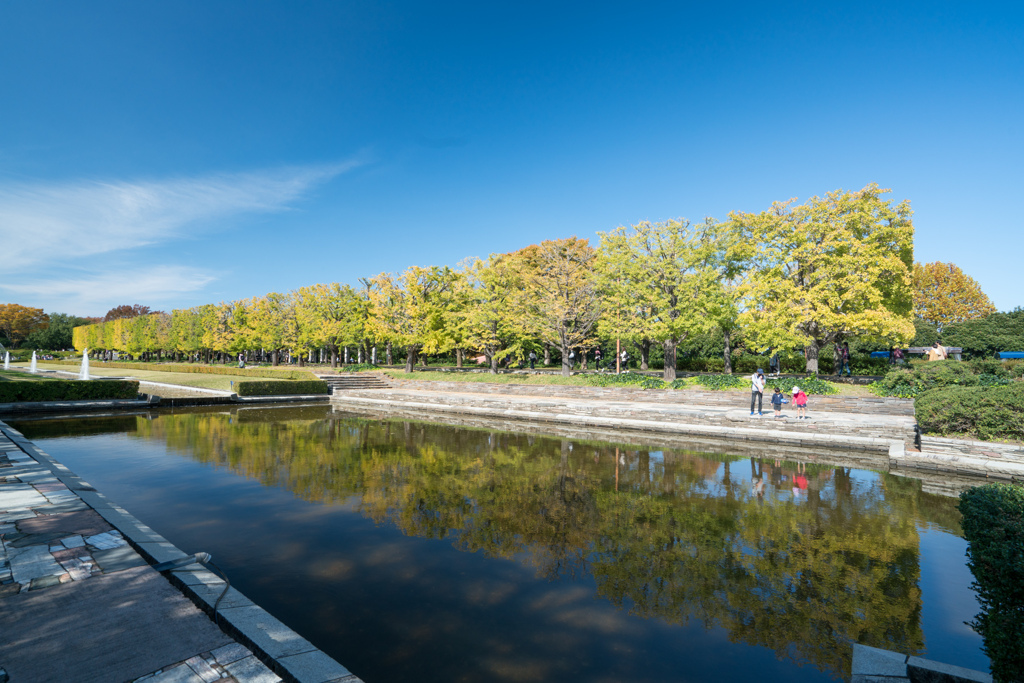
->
[0,426,359,683]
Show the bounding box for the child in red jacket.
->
[792,386,808,419]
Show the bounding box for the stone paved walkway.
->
[0,427,359,683]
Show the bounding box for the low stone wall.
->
[332,391,916,455]
[340,388,918,444]
[386,377,915,416]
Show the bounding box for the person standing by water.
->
[750,368,766,416]
[770,386,787,419]
[791,385,808,419]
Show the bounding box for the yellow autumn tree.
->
[0,304,48,346]
[527,238,601,376]
[730,184,916,373]
[912,261,996,330]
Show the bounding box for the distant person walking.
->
[529,351,537,369]
[750,368,766,416]
[837,342,851,377]
[769,351,780,376]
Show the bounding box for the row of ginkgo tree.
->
[73,184,917,379]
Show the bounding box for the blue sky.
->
[1,2,1021,317]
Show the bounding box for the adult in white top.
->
[750,369,766,415]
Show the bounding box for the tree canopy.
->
[0,304,48,346]
[730,184,915,372]
[913,261,996,330]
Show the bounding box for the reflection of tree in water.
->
[134,412,949,678]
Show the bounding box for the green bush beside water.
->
[235,380,329,396]
[916,383,1024,441]
[958,483,1024,682]
[0,379,140,402]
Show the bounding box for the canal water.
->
[9,405,988,682]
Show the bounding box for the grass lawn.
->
[0,369,65,382]
[14,363,273,392]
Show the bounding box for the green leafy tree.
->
[461,253,534,373]
[597,220,721,380]
[730,184,915,373]
[528,238,601,376]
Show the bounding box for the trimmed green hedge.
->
[958,483,1024,681]
[49,360,317,380]
[0,379,140,402]
[916,382,1024,441]
[235,380,329,396]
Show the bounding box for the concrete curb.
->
[0,420,362,683]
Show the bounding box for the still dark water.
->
[9,405,987,683]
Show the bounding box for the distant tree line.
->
[65,183,1012,375]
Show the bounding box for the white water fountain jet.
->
[30,350,38,373]
[79,348,91,380]
[3,351,9,370]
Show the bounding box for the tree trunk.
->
[405,347,417,373]
[804,340,819,374]
[456,348,463,368]
[489,352,498,374]
[272,350,279,366]
[581,350,588,371]
[662,339,677,381]
[343,346,349,364]
[330,345,338,369]
[639,339,651,371]
[298,354,305,367]
[386,341,393,365]
[561,343,572,376]
[358,346,364,364]
[544,345,551,366]
[723,329,733,374]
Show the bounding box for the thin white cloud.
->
[0,265,217,314]
[0,161,358,271]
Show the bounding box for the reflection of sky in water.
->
[918,526,987,671]
[10,411,990,682]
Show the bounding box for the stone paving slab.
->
[1,420,364,683]
[0,565,235,683]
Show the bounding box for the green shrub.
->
[0,379,140,402]
[691,374,746,390]
[870,369,922,398]
[767,375,839,396]
[958,483,1024,682]
[916,382,1024,441]
[234,380,329,396]
[340,363,378,373]
[979,373,1013,387]
[969,358,1011,378]
[584,372,665,389]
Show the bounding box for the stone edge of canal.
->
[0,418,364,683]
